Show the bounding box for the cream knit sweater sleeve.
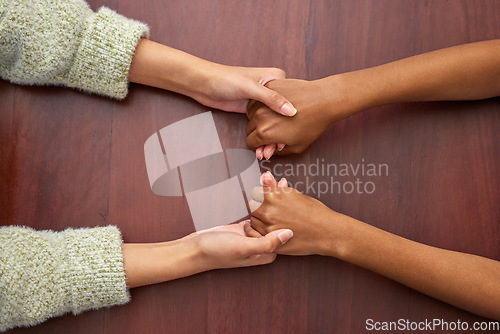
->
[0,0,149,99]
[0,226,130,332]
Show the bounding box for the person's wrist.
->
[151,235,207,283]
[122,237,204,288]
[129,39,214,101]
[339,68,393,111]
[180,61,232,107]
[175,233,214,273]
[172,58,215,101]
[316,71,378,124]
[184,232,224,273]
[315,210,360,259]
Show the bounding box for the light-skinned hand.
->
[194,220,294,269]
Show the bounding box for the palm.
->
[196,222,277,269]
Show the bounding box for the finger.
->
[248,83,297,117]
[250,216,266,235]
[255,146,264,160]
[246,99,263,121]
[249,199,262,213]
[246,130,263,150]
[277,178,289,188]
[239,253,277,267]
[257,68,287,85]
[246,111,257,135]
[240,228,294,256]
[260,171,277,187]
[263,144,276,160]
[196,225,223,235]
[273,144,298,156]
[277,143,286,151]
[246,99,259,119]
[242,220,263,238]
[251,186,264,202]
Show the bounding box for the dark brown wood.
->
[2,0,499,333]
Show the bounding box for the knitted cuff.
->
[67,7,149,99]
[64,226,130,314]
[0,227,70,331]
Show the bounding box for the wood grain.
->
[1,0,499,333]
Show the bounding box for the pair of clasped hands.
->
[130,39,350,259]
[129,39,500,319]
[245,77,354,256]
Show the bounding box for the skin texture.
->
[246,39,500,157]
[122,39,303,289]
[246,40,500,319]
[122,220,293,289]
[250,174,500,320]
[129,39,297,116]
[247,79,346,156]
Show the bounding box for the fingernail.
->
[260,171,271,185]
[278,178,287,187]
[278,229,294,244]
[258,151,263,160]
[280,102,297,117]
[264,146,276,160]
[277,143,285,151]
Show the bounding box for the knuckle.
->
[267,254,278,263]
[249,216,261,227]
[256,254,276,266]
[256,121,277,139]
[258,206,274,223]
[245,123,253,135]
[247,100,264,116]
[290,145,307,154]
[246,140,259,151]
[253,108,266,123]
[270,67,286,79]
[254,129,268,142]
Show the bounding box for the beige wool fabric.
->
[0,0,149,98]
[0,0,150,329]
[0,226,130,332]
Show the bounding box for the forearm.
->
[122,235,208,288]
[323,216,500,319]
[318,39,500,118]
[129,39,214,100]
[121,222,289,288]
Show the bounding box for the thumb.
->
[249,83,297,117]
[244,229,294,256]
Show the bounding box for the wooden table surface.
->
[1,0,499,333]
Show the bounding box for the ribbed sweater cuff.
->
[64,226,130,314]
[67,7,149,99]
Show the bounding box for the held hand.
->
[194,220,293,269]
[122,219,292,289]
[129,40,296,116]
[195,64,297,116]
[249,172,352,256]
[246,78,350,158]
